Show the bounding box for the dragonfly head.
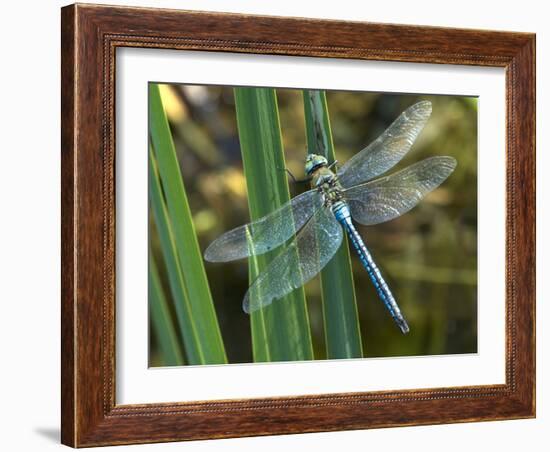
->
[305,154,328,176]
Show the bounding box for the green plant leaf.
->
[149,147,202,364]
[303,89,364,358]
[148,250,185,366]
[149,84,227,364]
[234,87,314,362]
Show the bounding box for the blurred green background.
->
[149,84,477,366]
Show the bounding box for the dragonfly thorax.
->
[310,166,344,208]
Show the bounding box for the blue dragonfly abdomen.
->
[332,200,410,334]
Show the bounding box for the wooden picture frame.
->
[61,3,535,447]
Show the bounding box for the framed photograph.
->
[61,3,535,447]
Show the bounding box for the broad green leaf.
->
[149,148,202,363]
[303,90,364,358]
[149,84,227,364]
[234,87,314,362]
[148,250,185,366]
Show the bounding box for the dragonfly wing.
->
[344,156,457,226]
[204,189,322,262]
[244,206,343,313]
[337,101,432,188]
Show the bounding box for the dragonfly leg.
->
[278,167,312,185]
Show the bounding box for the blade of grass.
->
[234,87,314,362]
[149,84,227,364]
[149,250,185,366]
[149,147,202,364]
[303,89,364,358]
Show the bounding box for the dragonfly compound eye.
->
[305,154,329,175]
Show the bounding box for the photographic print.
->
[61,4,535,445]
[148,84,477,367]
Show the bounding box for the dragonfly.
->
[204,101,456,334]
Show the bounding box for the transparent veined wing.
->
[204,189,322,263]
[244,206,343,313]
[343,156,457,226]
[337,101,433,188]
